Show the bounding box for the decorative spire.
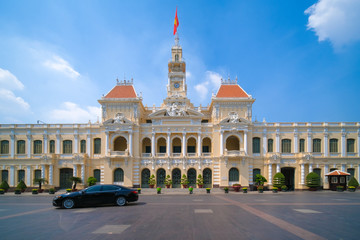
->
[174,32,180,46]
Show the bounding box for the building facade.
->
[1,37,359,190]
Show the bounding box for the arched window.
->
[49,140,55,153]
[114,136,127,151]
[80,140,86,153]
[229,168,239,182]
[157,137,166,153]
[18,169,25,182]
[226,136,239,151]
[94,138,101,154]
[187,137,196,153]
[253,168,261,183]
[313,139,321,153]
[0,140,9,154]
[34,169,41,180]
[299,139,305,152]
[63,140,73,154]
[114,168,124,183]
[94,169,100,182]
[1,170,8,182]
[268,139,273,153]
[347,168,355,177]
[202,137,211,153]
[17,140,25,154]
[329,139,338,153]
[281,139,291,153]
[347,139,355,153]
[175,54,179,61]
[33,140,42,154]
[142,138,151,153]
[172,138,181,153]
[252,137,260,154]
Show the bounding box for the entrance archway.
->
[281,167,295,191]
[157,168,166,187]
[187,168,196,187]
[203,168,212,188]
[141,168,150,188]
[60,168,73,189]
[172,168,181,188]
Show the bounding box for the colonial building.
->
[0,35,359,190]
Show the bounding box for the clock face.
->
[174,83,180,88]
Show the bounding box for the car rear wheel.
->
[62,199,75,209]
[116,196,127,206]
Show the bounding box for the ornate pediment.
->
[148,105,204,118]
[220,112,250,124]
[103,113,134,125]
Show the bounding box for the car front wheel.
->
[62,199,75,209]
[116,196,127,206]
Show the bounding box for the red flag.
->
[173,8,179,35]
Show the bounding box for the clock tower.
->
[167,33,187,98]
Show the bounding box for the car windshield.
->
[85,185,102,192]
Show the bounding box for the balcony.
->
[110,151,128,157]
[141,153,152,158]
[187,153,197,157]
[225,150,246,157]
[156,153,167,158]
[172,153,182,158]
[202,152,211,157]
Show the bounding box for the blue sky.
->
[0,0,359,124]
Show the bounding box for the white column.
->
[73,164,78,177]
[151,132,155,157]
[81,164,85,183]
[182,132,186,157]
[249,165,253,185]
[357,130,360,157]
[307,129,312,153]
[43,134,48,154]
[341,129,346,157]
[56,131,61,154]
[26,166,31,186]
[324,164,329,184]
[167,132,171,157]
[220,131,224,155]
[268,164,273,185]
[262,130,267,157]
[105,131,109,156]
[10,133,15,158]
[27,133,31,158]
[324,130,328,157]
[41,165,45,179]
[87,132,91,156]
[49,165,53,185]
[276,129,280,152]
[294,130,298,153]
[10,166,15,186]
[243,130,247,154]
[74,134,78,154]
[300,164,305,185]
[309,164,313,173]
[129,132,133,157]
[276,164,280,173]
[197,133,201,157]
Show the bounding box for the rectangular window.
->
[1,170,8,182]
[173,146,181,153]
[331,177,338,184]
[347,139,355,153]
[313,139,321,153]
[80,140,86,153]
[145,146,151,153]
[0,140,9,154]
[34,169,41,180]
[187,146,196,153]
[267,139,273,153]
[63,140,73,154]
[202,146,210,153]
[159,146,166,153]
[281,139,291,153]
[94,138,101,154]
[33,140,42,154]
[252,138,260,154]
[17,140,25,154]
[299,139,305,152]
[329,139,338,153]
[49,140,55,154]
[18,170,25,182]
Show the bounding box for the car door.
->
[101,185,120,204]
[80,185,103,206]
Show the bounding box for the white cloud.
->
[194,81,209,100]
[305,0,360,47]
[194,71,223,101]
[206,71,222,88]
[0,88,30,111]
[0,67,24,90]
[186,71,192,78]
[43,55,80,79]
[48,102,101,123]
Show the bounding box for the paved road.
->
[0,191,359,240]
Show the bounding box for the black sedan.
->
[53,184,138,209]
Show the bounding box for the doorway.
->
[60,168,73,189]
[281,167,295,191]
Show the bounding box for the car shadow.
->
[54,201,146,210]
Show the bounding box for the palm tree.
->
[69,176,82,190]
[33,178,48,192]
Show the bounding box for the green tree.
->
[69,176,82,190]
[180,174,189,186]
[197,174,204,186]
[87,177,97,186]
[272,172,285,188]
[16,180,27,191]
[348,176,359,188]
[33,178,48,191]
[255,174,267,186]
[164,175,172,186]
[0,180,10,191]
[148,174,156,185]
[305,172,320,188]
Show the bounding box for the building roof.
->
[104,85,137,98]
[325,170,350,176]
[216,84,249,98]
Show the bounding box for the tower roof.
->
[216,84,249,98]
[104,80,137,98]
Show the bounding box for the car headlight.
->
[53,196,62,200]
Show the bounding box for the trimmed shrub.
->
[16,180,27,191]
[0,180,10,191]
[305,172,320,188]
[273,172,285,188]
[348,176,359,188]
[87,177,97,186]
[255,174,267,186]
[148,174,156,185]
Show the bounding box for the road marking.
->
[93,225,130,234]
[215,195,326,240]
[0,207,53,220]
[333,199,348,201]
[294,209,322,213]
[74,209,95,213]
[0,209,7,212]
[193,199,204,202]
[194,209,213,214]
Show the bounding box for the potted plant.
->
[189,186,194,194]
[348,176,359,192]
[69,176,82,191]
[32,189,38,194]
[336,185,344,192]
[16,180,27,192]
[242,187,248,193]
[66,188,72,193]
[156,187,161,194]
[197,174,204,188]
[272,187,278,193]
[232,184,241,192]
[273,172,285,191]
[206,188,211,194]
[281,185,288,191]
[137,188,141,194]
[305,172,320,191]
[254,174,267,191]
[87,177,97,186]
[181,174,189,188]
[149,174,156,188]
[14,188,21,194]
[33,178,48,193]
[257,186,264,193]
[0,189,5,194]
[0,180,10,192]
[164,175,172,188]
[224,187,229,194]
[49,188,55,194]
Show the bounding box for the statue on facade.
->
[229,112,239,123]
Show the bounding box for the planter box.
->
[348,188,356,192]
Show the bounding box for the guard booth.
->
[325,170,350,191]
